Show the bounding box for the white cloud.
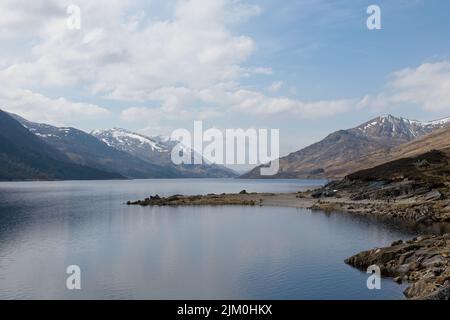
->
[0,86,109,126]
[0,0,260,96]
[250,67,273,75]
[0,0,65,37]
[363,61,450,113]
[121,104,223,127]
[389,61,450,111]
[0,0,373,129]
[120,86,355,129]
[228,89,354,117]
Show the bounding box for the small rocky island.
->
[128,149,450,299]
[127,190,263,206]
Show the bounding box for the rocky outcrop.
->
[310,198,450,225]
[310,149,450,224]
[127,191,260,206]
[345,234,450,300]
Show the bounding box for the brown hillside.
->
[327,125,450,178]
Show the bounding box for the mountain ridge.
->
[8,112,236,179]
[9,113,180,179]
[91,128,238,178]
[240,114,450,179]
[0,110,124,181]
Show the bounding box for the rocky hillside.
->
[316,148,450,225]
[11,114,178,179]
[0,110,123,181]
[92,128,237,178]
[10,113,236,179]
[324,125,450,177]
[332,147,450,300]
[241,115,450,179]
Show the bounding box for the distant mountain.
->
[91,128,237,178]
[241,114,450,179]
[10,113,179,179]
[91,128,170,166]
[0,110,123,181]
[330,123,450,177]
[351,114,450,142]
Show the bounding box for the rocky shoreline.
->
[127,190,450,299]
[128,189,450,224]
[127,150,450,299]
[345,234,450,299]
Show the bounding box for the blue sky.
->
[0,0,449,155]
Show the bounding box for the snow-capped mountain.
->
[241,114,450,179]
[91,128,168,153]
[8,112,176,179]
[353,114,450,142]
[91,128,237,178]
[91,128,171,166]
[0,110,124,181]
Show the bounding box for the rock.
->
[414,159,430,168]
[424,190,442,201]
[393,276,402,284]
[346,233,450,300]
[432,267,445,276]
[391,240,403,246]
[239,190,248,194]
[311,191,322,198]
[397,264,411,275]
[323,190,337,197]
[422,255,446,268]
[127,192,259,207]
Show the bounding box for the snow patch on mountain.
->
[355,114,450,141]
[91,128,167,152]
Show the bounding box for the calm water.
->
[0,179,429,299]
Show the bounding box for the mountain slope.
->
[91,128,170,166]
[327,124,450,177]
[0,110,123,181]
[241,115,450,179]
[91,128,237,178]
[10,113,178,179]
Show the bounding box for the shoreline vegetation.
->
[128,149,450,300]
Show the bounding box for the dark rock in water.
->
[393,276,402,284]
[239,190,248,194]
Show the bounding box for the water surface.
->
[0,179,425,299]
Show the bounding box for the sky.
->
[0,0,450,156]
